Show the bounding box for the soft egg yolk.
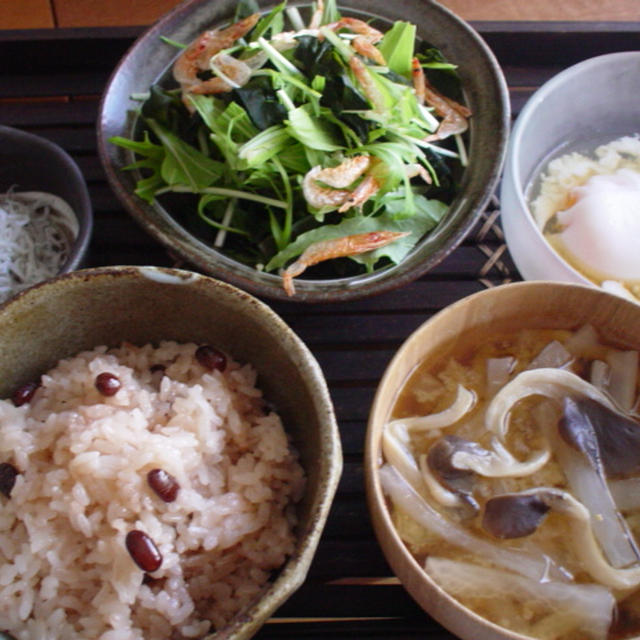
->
[555,168,640,281]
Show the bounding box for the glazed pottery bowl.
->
[0,125,93,298]
[98,0,509,302]
[0,265,342,640]
[365,281,640,640]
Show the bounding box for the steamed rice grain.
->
[0,341,305,639]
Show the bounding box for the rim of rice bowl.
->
[0,266,342,640]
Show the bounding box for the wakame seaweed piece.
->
[141,85,202,146]
[158,192,219,242]
[232,77,288,130]
[294,35,342,80]
[233,204,273,245]
[418,45,452,67]
[382,69,414,88]
[224,212,277,263]
[339,113,373,144]
[422,147,458,199]
[321,73,370,112]
[418,45,466,104]
[320,75,372,143]
[181,194,274,266]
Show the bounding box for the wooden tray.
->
[1,20,638,639]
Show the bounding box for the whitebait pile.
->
[0,190,78,303]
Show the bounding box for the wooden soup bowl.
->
[365,281,640,640]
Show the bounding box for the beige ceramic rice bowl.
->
[0,266,341,640]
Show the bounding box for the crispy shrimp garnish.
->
[308,0,325,29]
[303,156,376,211]
[328,17,386,65]
[282,230,409,295]
[411,57,427,105]
[406,163,433,185]
[303,168,351,209]
[188,54,252,95]
[349,56,387,112]
[328,17,384,43]
[352,37,387,65]
[425,109,468,142]
[411,57,471,141]
[411,58,471,117]
[337,174,380,213]
[172,13,259,98]
[313,155,371,188]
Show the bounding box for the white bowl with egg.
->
[500,52,640,303]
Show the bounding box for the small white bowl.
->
[500,52,640,299]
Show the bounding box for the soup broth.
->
[382,325,640,640]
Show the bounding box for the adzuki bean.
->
[195,345,226,372]
[0,463,18,498]
[125,530,162,572]
[12,381,39,407]
[147,468,180,502]
[95,372,121,396]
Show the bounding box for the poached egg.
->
[550,168,640,287]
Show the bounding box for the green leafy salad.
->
[110,0,471,295]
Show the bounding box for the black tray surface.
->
[0,21,637,639]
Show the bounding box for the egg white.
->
[553,169,640,282]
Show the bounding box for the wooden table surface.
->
[1,7,639,640]
[1,0,638,28]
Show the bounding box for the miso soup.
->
[380,325,640,640]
